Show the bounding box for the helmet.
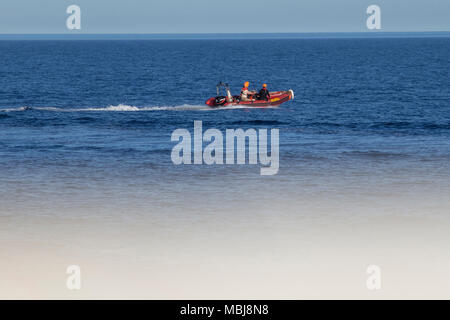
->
[262,83,267,88]
[244,81,250,87]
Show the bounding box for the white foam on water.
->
[82,104,142,112]
[0,103,272,113]
[140,104,212,111]
[0,106,32,112]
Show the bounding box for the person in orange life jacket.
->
[240,81,256,102]
[258,83,271,101]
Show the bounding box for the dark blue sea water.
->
[1,37,449,216]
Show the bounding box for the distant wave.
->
[343,151,410,159]
[304,121,450,131]
[0,104,270,113]
[229,120,287,126]
[74,116,97,122]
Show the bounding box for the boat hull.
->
[206,90,294,108]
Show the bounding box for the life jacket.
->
[241,86,248,94]
[259,88,269,100]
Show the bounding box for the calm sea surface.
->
[0,37,449,216]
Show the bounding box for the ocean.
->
[1,35,450,298]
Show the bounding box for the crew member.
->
[258,83,271,101]
[240,81,255,102]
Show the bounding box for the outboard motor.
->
[216,82,233,103]
[214,96,227,106]
[205,82,237,107]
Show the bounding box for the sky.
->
[0,0,449,34]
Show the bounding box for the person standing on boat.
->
[258,83,271,101]
[240,81,255,102]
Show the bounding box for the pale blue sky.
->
[0,0,449,33]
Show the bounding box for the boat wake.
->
[0,104,208,112]
[0,104,271,113]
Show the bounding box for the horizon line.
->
[1,31,450,34]
[0,31,449,40]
